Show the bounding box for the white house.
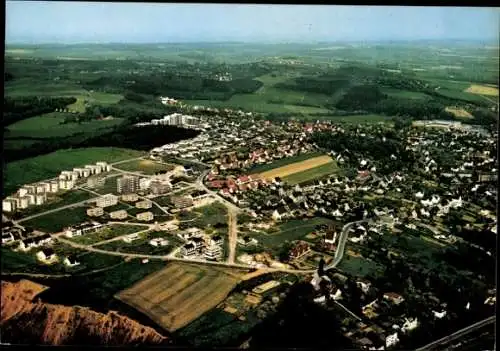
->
[401,317,419,333]
[123,233,140,243]
[63,256,80,267]
[386,332,400,348]
[432,310,447,319]
[36,248,58,264]
[150,238,169,247]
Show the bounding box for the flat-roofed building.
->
[87,177,105,189]
[26,194,36,205]
[117,175,140,194]
[122,194,139,202]
[59,179,75,190]
[49,180,59,193]
[96,162,111,172]
[135,200,153,209]
[39,182,51,193]
[96,194,118,208]
[87,207,104,217]
[18,197,30,209]
[35,194,47,206]
[136,211,154,222]
[2,198,17,212]
[150,180,172,195]
[110,210,128,220]
[171,195,193,209]
[73,168,86,177]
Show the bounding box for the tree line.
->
[3,96,77,126]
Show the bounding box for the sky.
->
[5,2,500,44]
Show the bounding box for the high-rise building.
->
[117,175,139,194]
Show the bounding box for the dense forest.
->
[3,96,77,126]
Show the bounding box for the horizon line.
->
[6,38,499,46]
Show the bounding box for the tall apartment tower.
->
[117,175,140,194]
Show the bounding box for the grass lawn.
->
[66,92,124,113]
[191,202,228,228]
[381,88,431,100]
[91,175,121,195]
[282,161,339,185]
[22,206,89,233]
[4,147,145,196]
[70,224,150,245]
[98,230,183,255]
[256,217,333,248]
[14,190,95,219]
[4,79,88,97]
[6,113,124,139]
[113,159,174,175]
[337,255,382,278]
[249,152,325,174]
[304,114,393,124]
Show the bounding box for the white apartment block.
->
[110,210,128,220]
[96,162,112,172]
[122,194,139,202]
[49,181,59,193]
[135,200,153,209]
[59,179,75,190]
[35,194,47,206]
[136,211,154,222]
[18,197,30,209]
[96,194,118,208]
[2,198,17,212]
[87,207,104,217]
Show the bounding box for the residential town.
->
[2,106,497,350]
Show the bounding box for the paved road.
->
[110,166,155,179]
[55,235,315,274]
[325,219,369,270]
[227,208,238,264]
[91,227,153,247]
[172,157,210,168]
[110,157,146,166]
[195,170,243,214]
[17,198,96,223]
[415,316,496,351]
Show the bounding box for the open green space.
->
[337,255,383,278]
[282,161,340,185]
[190,202,228,229]
[98,230,183,255]
[70,224,150,245]
[249,152,325,174]
[381,88,431,100]
[14,190,95,219]
[6,112,124,139]
[22,206,89,233]
[113,159,174,175]
[4,79,88,97]
[255,217,333,248]
[4,147,145,196]
[66,92,124,113]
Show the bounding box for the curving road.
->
[325,219,369,271]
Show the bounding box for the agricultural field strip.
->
[117,265,239,331]
[257,155,334,180]
[465,84,499,97]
